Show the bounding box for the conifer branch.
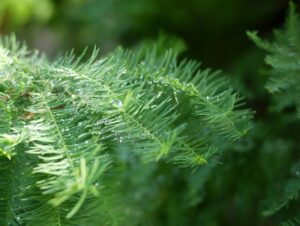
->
[0,35,251,224]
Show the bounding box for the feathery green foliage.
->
[247,2,300,115]
[248,3,300,225]
[282,216,300,226]
[0,35,251,225]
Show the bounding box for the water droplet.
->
[112,100,123,108]
[49,81,55,89]
[206,96,210,100]
[95,182,99,187]
[120,68,127,75]
[117,100,123,108]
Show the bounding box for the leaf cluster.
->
[0,35,251,225]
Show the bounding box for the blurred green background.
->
[0,0,288,68]
[3,1,300,226]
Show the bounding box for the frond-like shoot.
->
[247,3,300,114]
[0,35,251,225]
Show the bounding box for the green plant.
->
[5,2,300,225]
[248,3,300,226]
[0,35,252,225]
